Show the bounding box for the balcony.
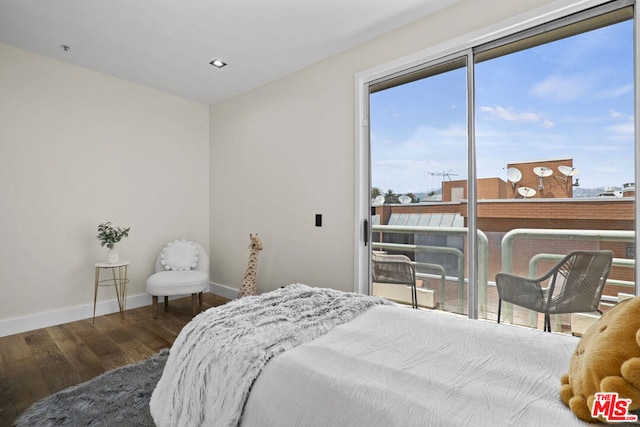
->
[371,224,635,335]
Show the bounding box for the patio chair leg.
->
[412,284,418,309]
[497,299,502,324]
[544,313,551,332]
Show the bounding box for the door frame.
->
[353,0,630,300]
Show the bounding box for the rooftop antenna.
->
[533,166,553,191]
[428,170,459,181]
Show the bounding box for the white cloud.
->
[403,123,467,149]
[598,84,633,99]
[530,74,591,102]
[480,105,540,122]
[480,105,553,128]
[441,123,467,137]
[608,109,625,119]
[371,123,468,192]
[607,120,635,141]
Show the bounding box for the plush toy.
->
[560,296,640,423]
[237,234,263,298]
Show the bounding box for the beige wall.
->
[209,0,558,294]
[0,0,567,333]
[0,43,210,334]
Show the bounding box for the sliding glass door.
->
[366,0,636,332]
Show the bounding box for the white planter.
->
[107,248,120,264]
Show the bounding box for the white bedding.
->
[150,285,389,426]
[241,305,588,427]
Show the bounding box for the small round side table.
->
[93,261,130,323]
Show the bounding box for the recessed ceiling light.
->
[209,59,227,68]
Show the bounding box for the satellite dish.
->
[614,190,624,198]
[506,167,522,184]
[518,186,537,198]
[533,166,553,177]
[398,195,411,204]
[558,165,579,183]
[558,165,579,177]
[373,195,385,205]
[533,166,552,191]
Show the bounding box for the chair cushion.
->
[160,239,199,271]
[146,270,209,296]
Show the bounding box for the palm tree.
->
[384,189,399,204]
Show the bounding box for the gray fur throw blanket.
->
[150,283,390,427]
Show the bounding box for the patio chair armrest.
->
[495,272,546,311]
[372,255,416,285]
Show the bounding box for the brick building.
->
[372,158,635,301]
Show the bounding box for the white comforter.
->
[150,284,389,427]
[241,305,587,427]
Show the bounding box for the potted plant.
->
[97,222,130,264]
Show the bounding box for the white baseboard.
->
[209,281,238,300]
[0,293,152,338]
[0,281,237,338]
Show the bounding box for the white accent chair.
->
[146,240,209,319]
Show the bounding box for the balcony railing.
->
[371,225,488,314]
[371,225,635,331]
[499,228,635,328]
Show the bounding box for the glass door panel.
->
[369,58,469,315]
[475,16,635,331]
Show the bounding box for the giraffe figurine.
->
[238,234,263,298]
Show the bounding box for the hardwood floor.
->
[0,293,229,427]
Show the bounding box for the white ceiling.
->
[0,0,460,105]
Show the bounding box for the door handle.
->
[363,219,369,246]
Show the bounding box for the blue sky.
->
[370,19,634,195]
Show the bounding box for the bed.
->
[150,284,588,426]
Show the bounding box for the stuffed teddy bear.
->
[560,295,640,423]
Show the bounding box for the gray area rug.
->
[15,349,168,427]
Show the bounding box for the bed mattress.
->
[241,305,586,426]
